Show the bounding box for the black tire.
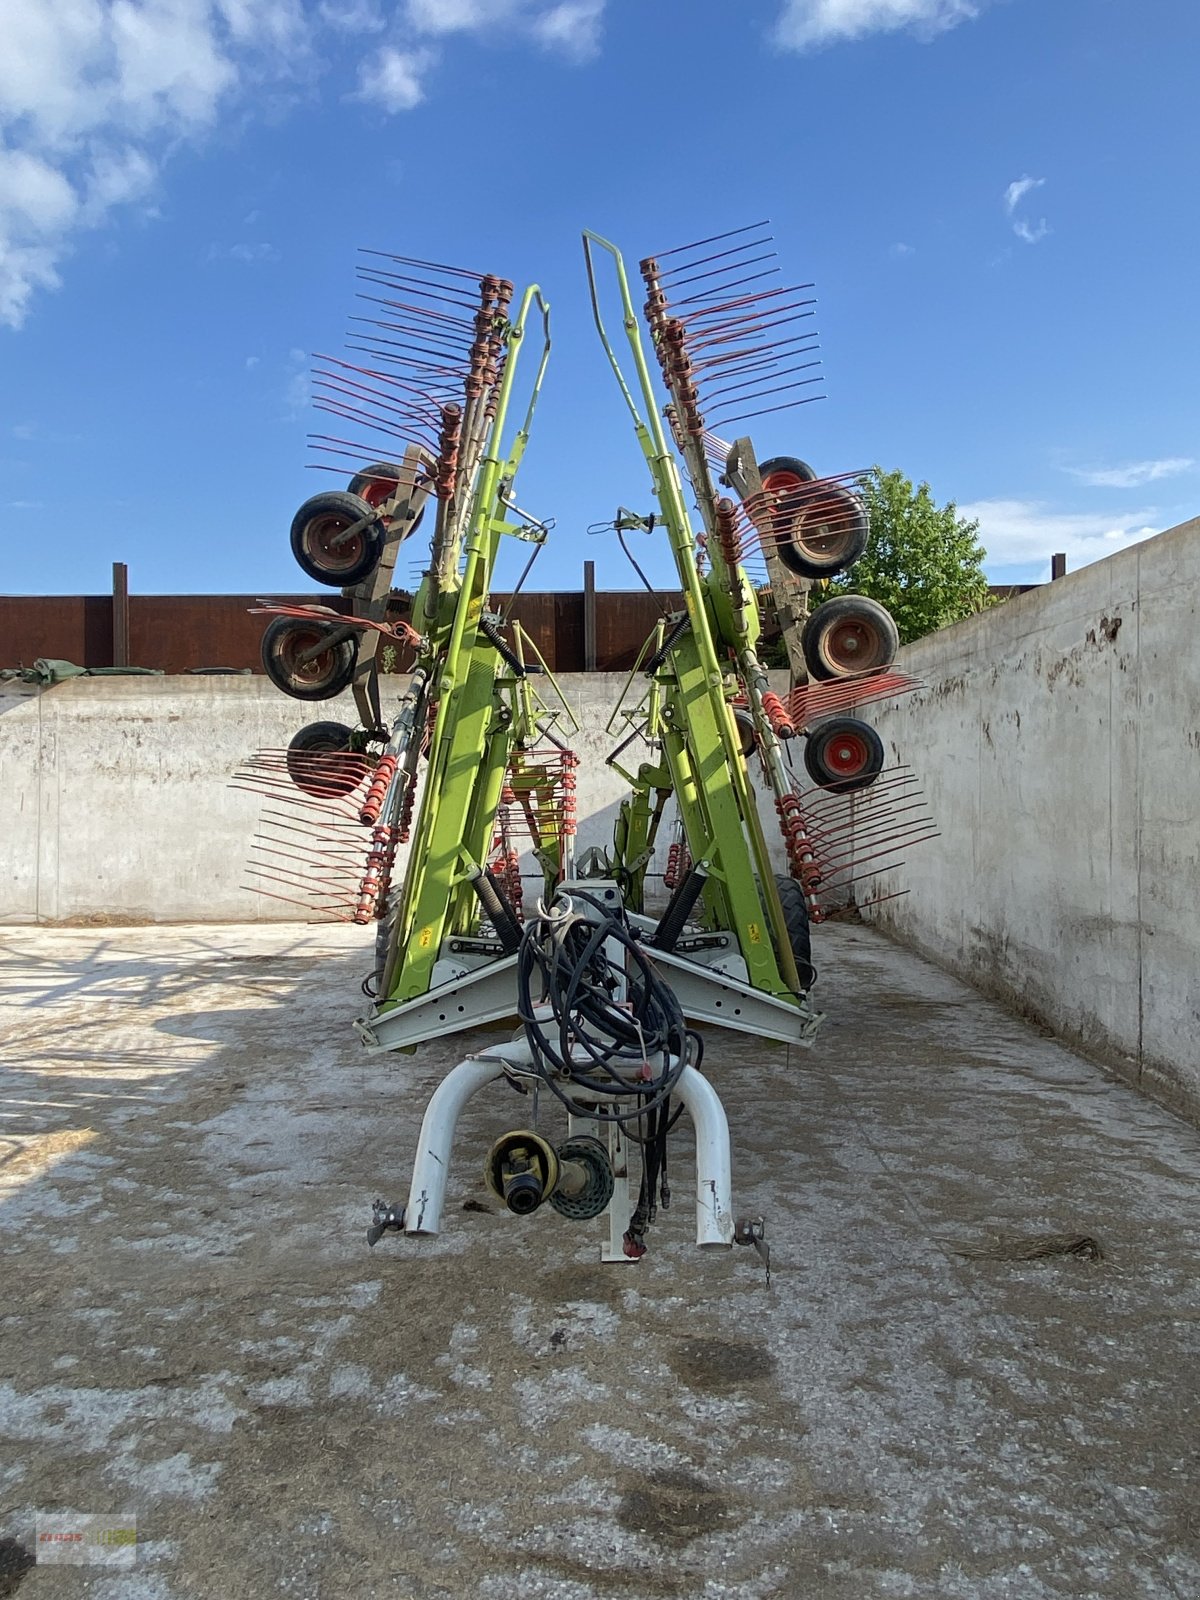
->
[802,596,899,681]
[771,481,869,580]
[774,873,815,990]
[758,455,817,490]
[347,461,426,536]
[286,720,370,798]
[290,491,383,587]
[803,717,885,793]
[261,616,357,702]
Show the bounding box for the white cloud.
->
[0,0,302,327]
[217,0,308,49]
[1004,173,1049,244]
[81,146,157,220]
[317,0,384,29]
[0,148,80,325]
[532,0,605,61]
[404,0,501,30]
[1004,175,1043,214]
[356,46,432,112]
[0,150,79,233]
[962,497,1162,573]
[0,245,62,326]
[774,0,979,50]
[0,0,610,326]
[889,241,915,258]
[1064,457,1195,490]
[207,238,277,261]
[402,0,608,56]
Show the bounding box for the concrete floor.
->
[2,922,1200,1600]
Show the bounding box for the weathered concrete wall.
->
[1,674,787,925]
[864,515,1200,1118]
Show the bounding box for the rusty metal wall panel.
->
[555,593,585,673]
[2,589,688,675]
[594,591,684,670]
[127,596,350,675]
[0,596,112,670]
[500,593,560,669]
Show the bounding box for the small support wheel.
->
[261,616,357,701]
[803,717,885,793]
[770,481,869,580]
[801,596,899,680]
[290,491,383,587]
[286,720,371,798]
[347,461,425,536]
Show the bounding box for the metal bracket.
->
[734,1215,771,1284]
[356,953,520,1053]
[644,945,821,1048]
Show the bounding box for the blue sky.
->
[2,0,1197,598]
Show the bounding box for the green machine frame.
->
[582,230,818,1040]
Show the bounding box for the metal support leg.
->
[568,1107,635,1263]
[675,1064,735,1247]
[404,1055,505,1234]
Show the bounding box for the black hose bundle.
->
[516,890,695,1123]
[516,889,699,1254]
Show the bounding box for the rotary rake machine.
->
[239,228,935,1270]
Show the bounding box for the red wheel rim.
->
[761,468,808,496]
[288,750,369,798]
[357,475,398,511]
[822,617,885,672]
[823,732,870,777]
[763,470,808,537]
[278,626,338,688]
[302,513,365,575]
[792,493,855,562]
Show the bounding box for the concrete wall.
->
[1,674,787,926]
[864,515,1200,1118]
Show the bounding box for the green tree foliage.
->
[818,468,993,644]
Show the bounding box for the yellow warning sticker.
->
[747,922,762,944]
[418,926,433,949]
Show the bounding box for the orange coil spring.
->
[353,825,398,925]
[560,755,578,839]
[434,404,461,500]
[714,498,742,565]
[504,849,523,921]
[761,692,796,739]
[663,320,704,436]
[776,794,822,895]
[664,840,692,890]
[360,755,398,825]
